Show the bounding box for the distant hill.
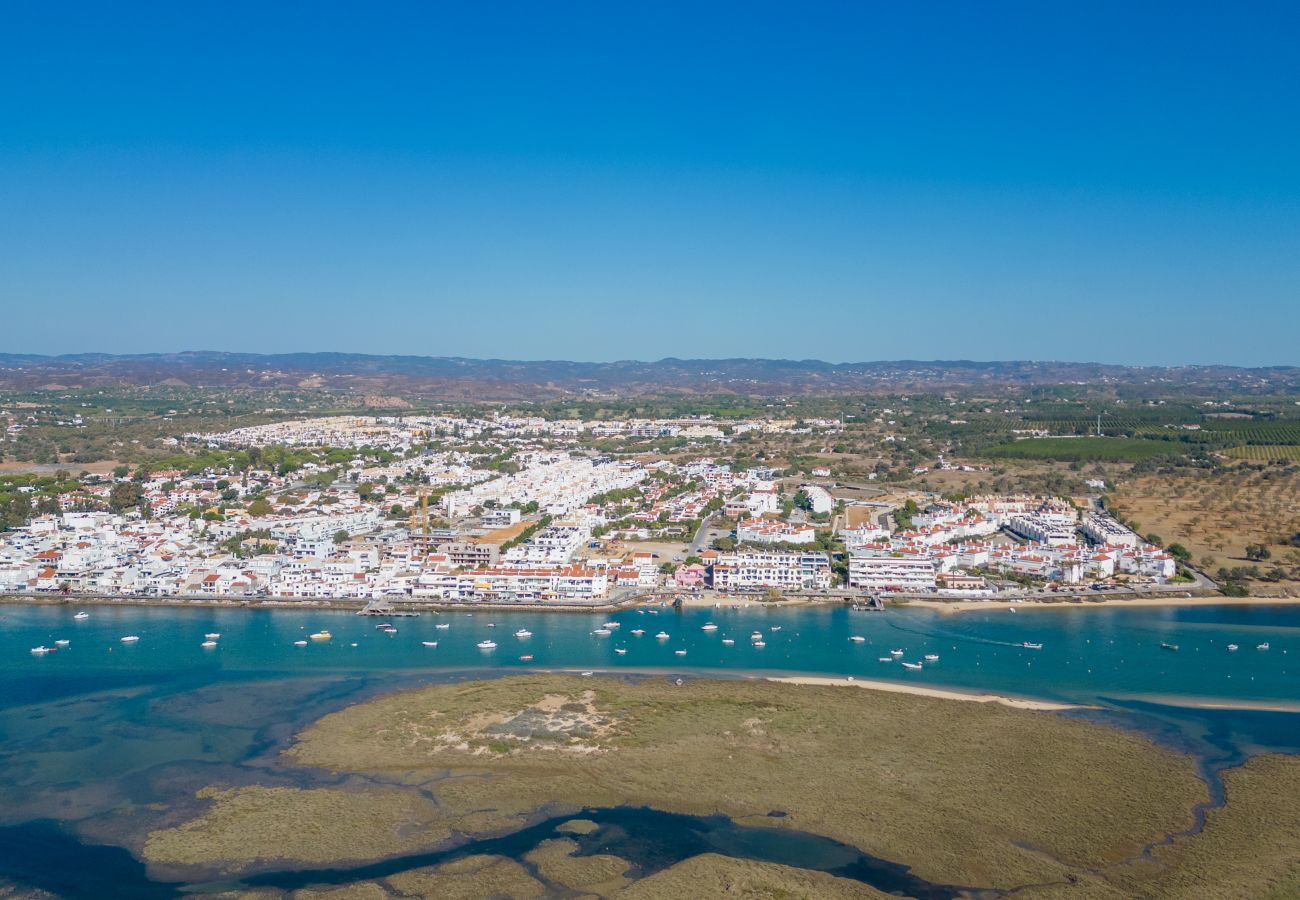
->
[0,352,1295,398]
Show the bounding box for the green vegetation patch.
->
[281,675,1203,890]
[984,437,1186,462]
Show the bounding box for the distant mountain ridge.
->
[0,352,1295,398]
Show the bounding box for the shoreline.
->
[7,591,1300,616]
[763,674,1085,711]
[901,595,1300,615]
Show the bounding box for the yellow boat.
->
[309,630,332,641]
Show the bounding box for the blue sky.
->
[2,2,1297,366]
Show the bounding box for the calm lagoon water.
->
[2,601,1298,896]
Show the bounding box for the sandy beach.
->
[902,595,1300,615]
[765,674,1083,711]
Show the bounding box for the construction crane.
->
[409,487,433,554]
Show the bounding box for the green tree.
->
[333,529,350,544]
[108,482,144,512]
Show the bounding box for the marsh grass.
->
[277,676,1203,889]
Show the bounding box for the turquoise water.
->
[2,601,1299,896]
[4,602,1297,708]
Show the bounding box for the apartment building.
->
[709,550,831,591]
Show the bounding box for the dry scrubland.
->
[1112,463,1300,591]
[134,674,1300,897]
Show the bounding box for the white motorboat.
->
[1227,644,1239,651]
[520,654,534,661]
[309,631,331,641]
[770,626,781,632]
[31,646,53,654]
[120,635,140,643]
[615,648,628,655]
[205,633,221,640]
[603,621,620,629]
[701,623,719,631]
[580,671,594,676]
[1257,642,1271,651]
[201,640,218,648]
[753,640,766,648]
[924,654,940,662]
[1022,642,1043,650]
[293,640,308,646]
[849,635,866,643]
[592,628,612,636]
[486,622,496,628]
[655,631,670,639]
[631,628,646,636]
[422,641,438,647]
[878,657,893,662]
[55,639,70,647]
[675,649,687,656]
[750,631,763,639]
[436,623,451,630]
[373,623,391,630]
[721,638,735,645]
[514,629,532,638]
[889,648,904,656]
[73,612,90,620]
[902,661,923,670]
[476,640,497,650]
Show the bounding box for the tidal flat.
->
[128,674,1300,896]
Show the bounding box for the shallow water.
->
[2,601,1298,897]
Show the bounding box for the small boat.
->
[293,640,308,647]
[1257,643,1270,651]
[889,649,904,656]
[120,635,140,643]
[1022,642,1043,650]
[514,629,532,638]
[701,623,719,631]
[201,641,217,648]
[655,631,670,640]
[878,657,893,662]
[382,627,397,634]
[675,649,687,656]
[520,654,534,661]
[55,639,70,647]
[1160,643,1179,652]
[603,621,620,629]
[1009,607,1017,613]
[753,640,766,648]
[476,640,497,650]
[770,626,782,632]
[721,638,735,646]
[581,671,594,676]
[73,612,90,620]
[615,648,628,655]
[436,623,451,630]
[31,646,53,654]
[751,631,763,639]
[309,631,331,641]
[631,628,646,636]
[901,661,923,670]
[924,654,940,662]
[350,643,358,647]
[205,632,221,640]
[486,622,496,628]
[421,641,438,647]
[592,628,612,636]
[373,623,391,630]
[1227,644,1239,652]
[849,636,866,643]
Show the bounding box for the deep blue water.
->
[2,600,1298,897]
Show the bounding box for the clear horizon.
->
[3,2,1298,367]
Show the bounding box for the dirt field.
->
[1111,462,1300,586]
